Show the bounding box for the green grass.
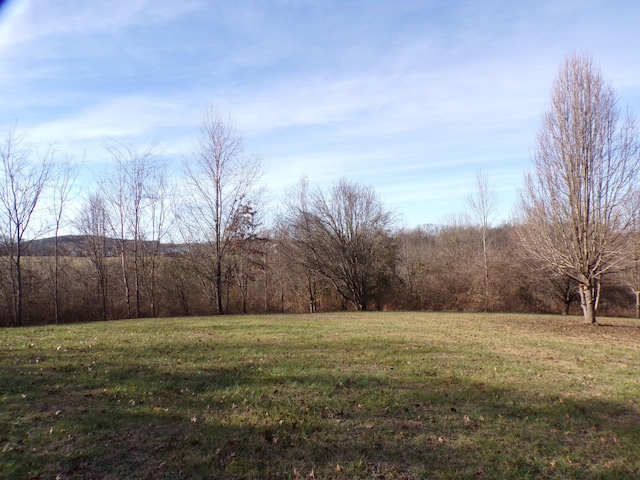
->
[1,312,640,479]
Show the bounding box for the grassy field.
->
[1,312,640,479]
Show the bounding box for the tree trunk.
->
[215,258,224,315]
[15,254,22,327]
[133,241,141,319]
[120,244,131,318]
[99,276,107,322]
[54,235,60,324]
[149,258,157,318]
[264,269,268,314]
[241,274,248,314]
[309,297,316,313]
[280,285,284,314]
[308,276,316,313]
[562,286,572,315]
[482,231,490,312]
[358,296,367,311]
[579,283,597,324]
[635,290,640,320]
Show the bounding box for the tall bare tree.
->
[620,245,640,319]
[618,193,640,318]
[0,126,53,326]
[517,53,640,324]
[180,106,264,315]
[101,140,166,318]
[465,170,497,312]
[395,226,439,309]
[431,219,476,310]
[227,202,262,314]
[139,170,171,318]
[279,178,328,313]
[77,193,111,322]
[50,154,82,323]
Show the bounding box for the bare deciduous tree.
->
[395,227,435,309]
[279,178,328,313]
[180,106,264,315]
[517,53,640,324]
[618,193,640,318]
[77,193,111,322]
[228,202,262,314]
[0,126,53,326]
[465,170,497,312]
[620,249,640,319]
[101,140,166,318]
[50,154,82,323]
[283,177,397,311]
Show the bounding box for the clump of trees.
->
[2,53,640,326]
[281,177,397,311]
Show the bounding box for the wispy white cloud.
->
[1,0,640,225]
[25,95,200,160]
[0,0,203,48]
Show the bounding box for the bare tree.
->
[465,170,497,311]
[180,106,264,315]
[0,126,53,326]
[517,53,640,324]
[617,192,640,318]
[545,273,581,316]
[50,154,82,323]
[266,237,288,313]
[279,178,328,313]
[620,250,640,319]
[395,226,438,309]
[77,193,111,322]
[139,172,171,318]
[228,202,262,314]
[101,140,166,318]
[431,220,476,310]
[283,177,397,311]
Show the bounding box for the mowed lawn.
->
[1,312,640,479]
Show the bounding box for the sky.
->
[1,0,640,228]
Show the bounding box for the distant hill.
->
[21,235,187,257]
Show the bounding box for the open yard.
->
[1,312,640,479]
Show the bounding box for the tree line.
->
[2,52,640,327]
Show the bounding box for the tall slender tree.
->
[77,193,111,322]
[0,126,53,326]
[180,106,264,315]
[50,154,82,324]
[618,193,640,319]
[279,178,327,313]
[517,53,640,324]
[101,140,165,318]
[465,170,497,312]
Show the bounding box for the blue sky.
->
[1,0,640,227]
